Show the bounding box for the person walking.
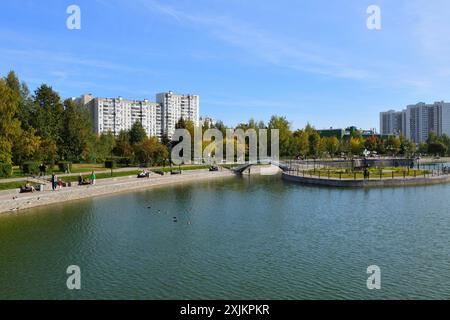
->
[90,171,96,185]
[51,173,57,191]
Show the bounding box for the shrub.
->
[105,160,117,169]
[58,161,72,173]
[106,156,131,167]
[0,163,12,178]
[22,161,40,175]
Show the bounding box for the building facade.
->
[77,92,199,140]
[85,96,159,137]
[380,101,450,143]
[156,92,200,139]
[380,110,404,136]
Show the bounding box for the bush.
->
[22,161,40,175]
[105,160,117,169]
[0,163,12,178]
[106,156,131,167]
[58,161,72,173]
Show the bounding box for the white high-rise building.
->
[380,101,450,143]
[380,110,404,135]
[156,91,200,139]
[84,95,159,137]
[78,92,200,139]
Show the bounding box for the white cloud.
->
[137,0,374,81]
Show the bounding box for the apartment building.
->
[380,101,450,143]
[77,91,200,140]
[81,95,159,137]
[380,110,404,136]
[156,91,200,139]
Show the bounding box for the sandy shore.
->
[0,170,236,216]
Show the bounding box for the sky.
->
[1,0,450,131]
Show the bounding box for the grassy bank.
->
[0,165,214,190]
[0,181,38,191]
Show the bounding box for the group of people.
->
[20,183,36,193]
[78,172,97,186]
[48,171,96,191]
[50,173,67,191]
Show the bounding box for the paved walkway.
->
[0,167,143,183]
[0,170,235,215]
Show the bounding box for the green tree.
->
[175,117,187,129]
[292,130,309,157]
[93,132,116,163]
[114,130,133,157]
[418,142,428,155]
[386,136,401,155]
[32,84,64,159]
[308,131,321,158]
[268,116,294,157]
[12,128,41,165]
[134,137,169,166]
[428,142,447,156]
[60,99,93,161]
[129,121,147,145]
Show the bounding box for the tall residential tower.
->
[156,91,200,139]
[380,101,450,143]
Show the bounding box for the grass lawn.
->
[62,170,142,183]
[0,181,39,191]
[10,163,106,178]
[299,167,432,179]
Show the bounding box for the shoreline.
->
[282,171,450,188]
[0,170,236,216]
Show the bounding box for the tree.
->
[60,99,93,161]
[129,121,147,145]
[175,117,187,129]
[134,137,169,166]
[428,142,447,156]
[325,136,340,157]
[32,84,64,159]
[364,136,379,152]
[418,142,428,155]
[308,131,321,157]
[268,115,292,157]
[114,130,133,157]
[349,137,364,155]
[292,130,309,157]
[0,78,22,164]
[35,138,58,165]
[12,128,41,165]
[386,136,401,155]
[93,132,116,163]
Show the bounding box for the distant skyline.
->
[1,0,450,131]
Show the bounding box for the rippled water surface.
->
[1,175,450,299]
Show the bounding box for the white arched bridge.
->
[231,159,290,174]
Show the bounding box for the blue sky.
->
[1,0,450,131]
